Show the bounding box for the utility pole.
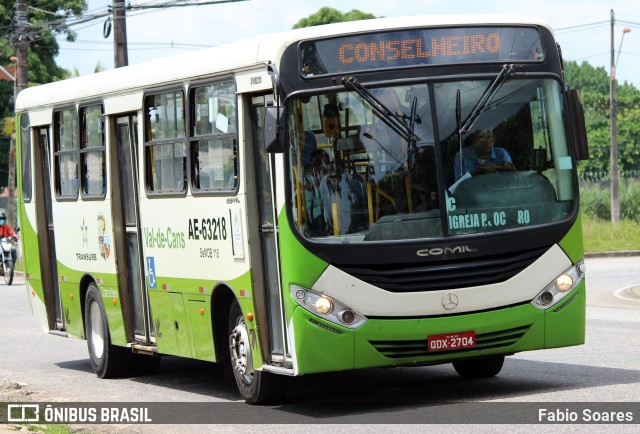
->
[113,0,129,67]
[8,0,29,228]
[609,9,620,223]
[14,0,28,95]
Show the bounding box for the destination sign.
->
[299,26,542,77]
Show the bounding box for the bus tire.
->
[452,355,505,379]
[228,300,287,404]
[84,283,130,378]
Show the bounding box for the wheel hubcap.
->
[89,301,105,359]
[229,317,254,384]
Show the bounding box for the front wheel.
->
[84,283,130,378]
[452,355,505,379]
[3,259,13,285]
[228,300,287,404]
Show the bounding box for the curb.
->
[585,250,640,258]
[615,285,640,301]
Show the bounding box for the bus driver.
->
[453,129,515,180]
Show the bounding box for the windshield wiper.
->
[454,64,517,183]
[341,76,421,144]
[459,64,516,134]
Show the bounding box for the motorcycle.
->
[0,236,16,285]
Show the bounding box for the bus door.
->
[110,114,151,345]
[33,126,63,330]
[249,95,290,368]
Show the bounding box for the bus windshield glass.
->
[287,78,576,242]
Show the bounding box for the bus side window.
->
[189,80,238,193]
[53,107,79,199]
[80,104,106,198]
[144,90,187,194]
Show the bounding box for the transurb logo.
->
[97,212,110,261]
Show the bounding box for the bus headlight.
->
[555,274,573,292]
[291,284,367,329]
[315,296,333,314]
[531,260,585,310]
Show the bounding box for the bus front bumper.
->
[290,281,585,375]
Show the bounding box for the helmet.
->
[0,209,5,219]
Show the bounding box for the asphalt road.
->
[1,256,639,432]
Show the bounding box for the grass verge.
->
[581,215,640,252]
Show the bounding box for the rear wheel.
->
[3,259,13,285]
[85,283,130,378]
[453,355,505,379]
[228,300,287,404]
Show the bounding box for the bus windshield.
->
[287,78,576,242]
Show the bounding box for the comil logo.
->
[416,245,477,257]
[8,404,40,422]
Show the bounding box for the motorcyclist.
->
[0,209,17,263]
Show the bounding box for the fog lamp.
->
[315,296,333,314]
[338,310,355,324]
[539,291,554,305]
[555,274,573,292]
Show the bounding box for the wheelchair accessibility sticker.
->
[146,257,156,289]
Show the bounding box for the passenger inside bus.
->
[303,149,329,236]
[301,131,318,167]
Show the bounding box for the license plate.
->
[427,331,476,352]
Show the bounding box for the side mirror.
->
[566,89,589,161]
[264,105,285,153]
[530,148,549,172]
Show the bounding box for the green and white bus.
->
[16,15,589,403]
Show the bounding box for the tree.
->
[1,0,87,224]
[292,7,377,29]
[616,81,640,175]
[63,61,106,79]
[564,60,640,178]
[0,0,88,121]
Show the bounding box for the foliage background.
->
[0,1,87,189]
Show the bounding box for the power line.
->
[2,1,249,47]
[618,20,640,27]
[554,20,609,32]
[67,38,213,48]
[127,0,243,9]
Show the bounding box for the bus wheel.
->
[228,300,287,404]
[452,355,505,379]
[84,283,130,378]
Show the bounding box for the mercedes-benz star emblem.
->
[441,293,459,310]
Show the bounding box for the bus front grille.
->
[369,325,530,359]
[336,246,548,292]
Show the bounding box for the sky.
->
[55,0,640,86]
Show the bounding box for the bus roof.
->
[16,14,553,111]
